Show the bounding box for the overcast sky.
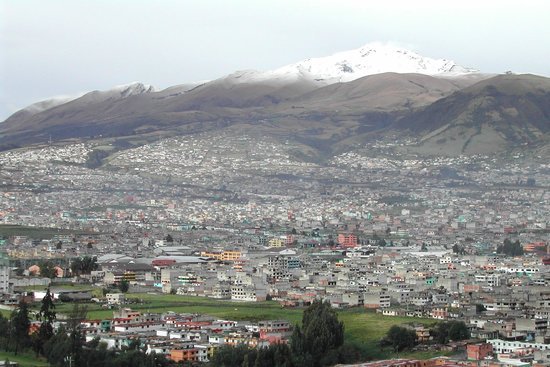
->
[1,0,550,120]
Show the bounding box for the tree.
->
[381,325,417,352]
[66,303,88,332]
[431,322,449,344]
[448,321,470,341]
[38,261,58,279]
[43,326,70,367]
[81,256,98,274]
[210,343,294,367]
[56,304,86,366]
[0,313,9,350]
[209,344,251,367]
[431,321,470,344]
[10,301,31,355]
[118,280,130,293]
[475,304,487,314]
[452,243,466,255]
[68,326,85,367]
[43,327,86,367]
[210,301,348,367]
[292,299,344,367]
[497,238,524,257]
[71,257,83,276]
[44,327,170,367]
[71,256,98,276]
[33,287,57,356]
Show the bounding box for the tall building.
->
[337,233,358,248]
[0,251,10,294]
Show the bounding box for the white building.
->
[487,339,550,354]
[106,293,126,305]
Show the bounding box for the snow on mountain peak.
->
[8,82,156,120]
[21,94,85,115]
[242,42,478,86]
[111,82,156,96]
[72,82,156,104]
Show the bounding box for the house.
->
[467,343,493,360]
[106,293,126,305]
[230,285,267,302]
[364,291,391,309]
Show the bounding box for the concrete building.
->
[488,339,550,354]
[0,251,9,294]
[106,293,126,305]
[467,343,493,360]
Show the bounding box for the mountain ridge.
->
[1,44,547,158]
[3,42,477,122]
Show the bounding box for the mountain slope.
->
[160,71,319,111]
[3,43,536,157]
[397,74,550,155]
[1,82,156,134]
[281,72,482,113]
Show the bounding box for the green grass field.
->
[0,351,49,367]
[0,224,86,239]
[53,293,442,360]
[0,309,12,318]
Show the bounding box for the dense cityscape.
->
[0,134,548,366]
[2,2,550,365]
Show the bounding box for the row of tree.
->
[497,239,524,257]
[0,289,78,358]
[211,300,358,367]
[70,256,99,276]
[0,300,32,355]
[27,256,98,279]
[380,321,470,353]
[43,327,171,367]
[0,294,172,367]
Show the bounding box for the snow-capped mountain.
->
[112,82,156,95]
[8,82,156,121]
[19,94,84,115]
[6,43,478,122]
[79,82,155,102]
[223,42,478,86]
[1,82,159,133]
[1,41,492,151]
